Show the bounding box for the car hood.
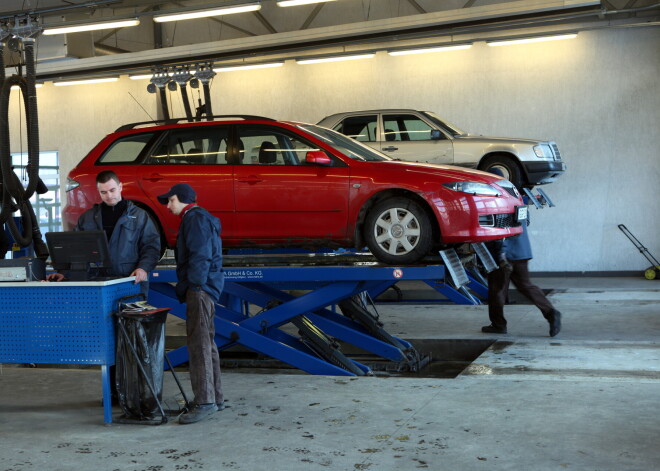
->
[377,160,500,182]
[455,134,549,145]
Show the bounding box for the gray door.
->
[381,113,453,164]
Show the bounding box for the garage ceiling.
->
[1,0,659,80]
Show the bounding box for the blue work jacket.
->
[174,206,224,303]
[76,200,161,277]
[503,219,533,261]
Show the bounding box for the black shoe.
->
[481,324,507,334]
[179,403,217,424]
[548,310,562,337]
[216,400,227,411]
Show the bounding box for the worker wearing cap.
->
[158,183,224,424]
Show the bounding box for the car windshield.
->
[298,124,391,162]
[421,111,467,137]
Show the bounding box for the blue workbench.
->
[0,277,140,424]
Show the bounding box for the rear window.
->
[333,115,377,142]
[97,133,154,164]
[147,127,230,165]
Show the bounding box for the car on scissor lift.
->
[318,109,566,189]
[63,115,526,265]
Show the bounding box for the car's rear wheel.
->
[364,197,433,265]
[480,155,524,189]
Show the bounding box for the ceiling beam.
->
[301,3,326,30]
[32,0,604,79]
[407,0,426,14]
[254,10,278,34]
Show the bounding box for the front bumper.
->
[523,161,566,185]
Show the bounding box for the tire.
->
[480,155,524,189]
[141,208,167,259]
[364,197,433,265]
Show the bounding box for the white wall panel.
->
[8,26,659,272]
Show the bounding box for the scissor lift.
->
[149,260,484,376]
[148,242,499,376]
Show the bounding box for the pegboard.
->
[0,281,141,365]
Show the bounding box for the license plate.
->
[516,206,528,221]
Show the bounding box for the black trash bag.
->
[115,309,169,421]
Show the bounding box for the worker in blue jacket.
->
[48,170,161,296]
[158,182,224,425]
[482,170,561,337]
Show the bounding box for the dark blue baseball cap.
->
[157,182,196,204]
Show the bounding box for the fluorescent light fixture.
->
[54,77,119,86]
[278,0,336,7]
[388,44,472,56]
[130,72,172,80]
[153,2,261,23]
[10,84,43,90]
[43,18,139,35]
[214,62,284,72]
[487,33,577,47]
[129,74,155,80]
[296,53,375,65]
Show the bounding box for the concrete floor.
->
[1,276,659,471]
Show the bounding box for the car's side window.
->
[97,133,155,164]
[383,114,436,141]
[237,126,327,166]
[147,127,229,164]
[333,115,377,142]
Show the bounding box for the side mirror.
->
[430,129,443,140]
[306,150,332,166]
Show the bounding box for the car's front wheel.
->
[364,197,433,265]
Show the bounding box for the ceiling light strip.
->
[388,44,472,56]
[11,84,43,89]
[296,53,375,64]
[54,77,119,86]
[487,33,577,46]
[153,2,261,23]
[214,62,284,72]
[277,0,336,7]
[43,19,140,35]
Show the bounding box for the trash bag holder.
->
[113,293,190,425]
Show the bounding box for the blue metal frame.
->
[150,264,448,376]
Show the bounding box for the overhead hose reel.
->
[145,62,216,122]
[0,22,49,259]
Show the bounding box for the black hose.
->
[22,39,39,201]
[180,83,193,122]
[0,76,30,209]
[159,87,170,120]
[0,38,46,254]
[202,81,213,121]
[6,206,33,248]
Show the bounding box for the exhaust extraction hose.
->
[0,38,44,252]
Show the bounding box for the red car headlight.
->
[442,181,501,197]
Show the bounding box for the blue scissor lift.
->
[149,246,494,376]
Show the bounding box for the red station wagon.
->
[63,116,526,265]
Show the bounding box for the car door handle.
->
[143,173,163,182]
[237,175,263,184]
[381,146,398,152]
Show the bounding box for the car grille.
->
[551,143,561,161]
[479,213,516,228]
[502,187,519,198]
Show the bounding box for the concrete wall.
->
[7,26,659,272]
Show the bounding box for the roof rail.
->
[115,115,275,132]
